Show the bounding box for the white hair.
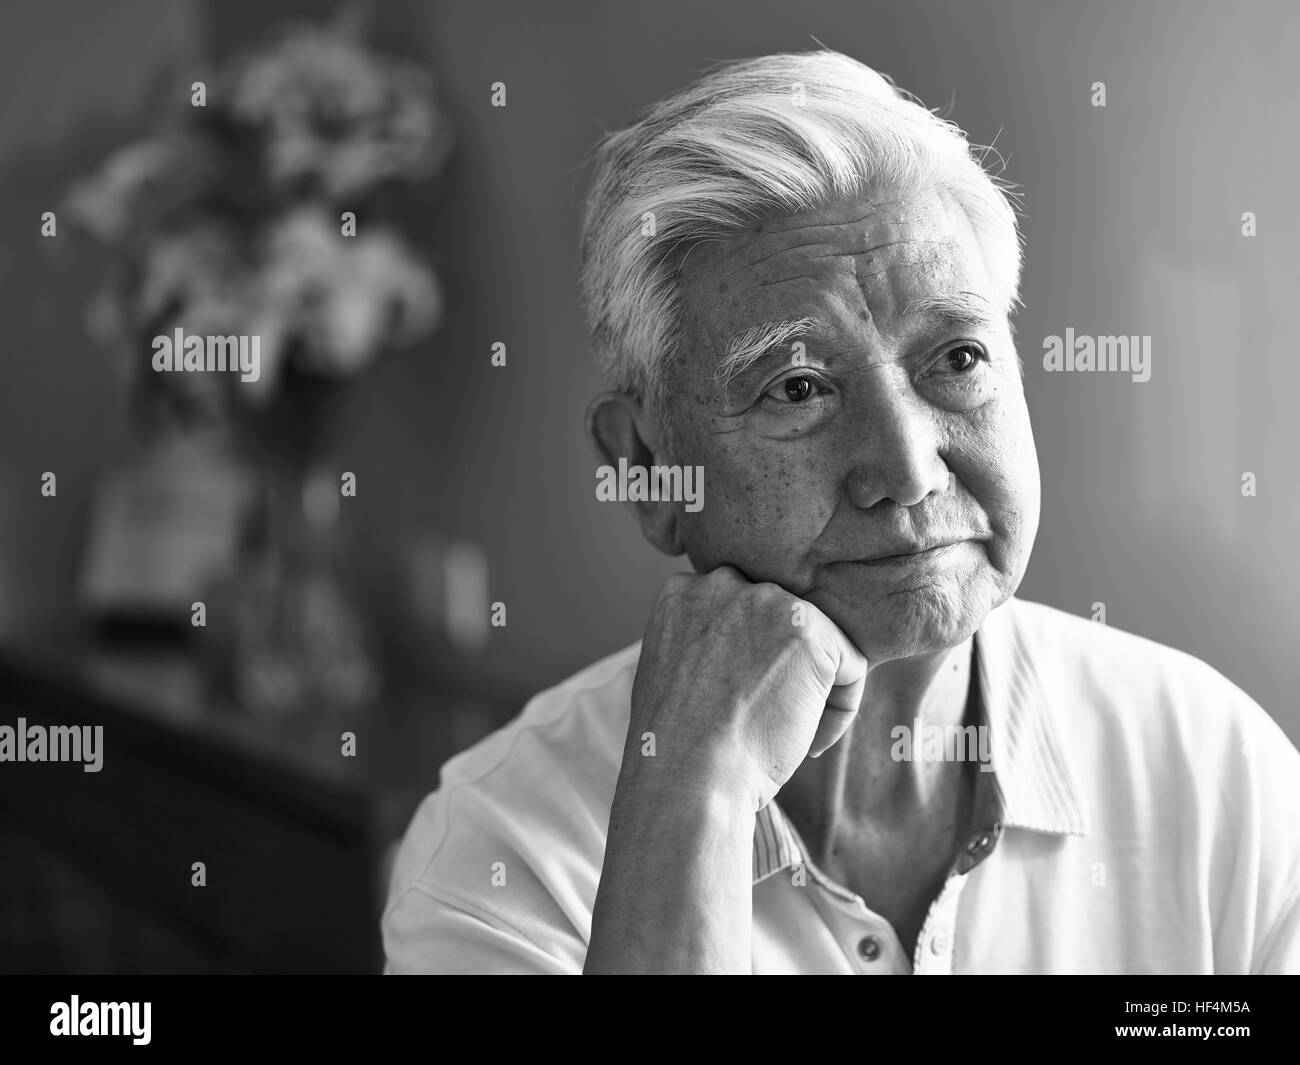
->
[579,49,1024,420]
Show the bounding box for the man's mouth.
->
[857,539,967,564]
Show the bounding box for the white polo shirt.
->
[382,597,1300,974]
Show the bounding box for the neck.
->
[780,636,977,851]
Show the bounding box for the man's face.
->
[663,186,1040,663]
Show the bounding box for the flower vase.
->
[230,385,381,716]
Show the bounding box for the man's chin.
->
[813,580,995,665]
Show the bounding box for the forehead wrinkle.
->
[751,251,953,292]
[682,199,923,281]
[737,220,944,275]
[680,192,947,287]
[855,245,958,289]
[806,236,950,262]
[743,236,948,287]
[755,199,913,235]
[854,256,955,282]
[746,225,957,289]
[740,238,833,271]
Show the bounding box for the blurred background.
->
[1,0,1296,972]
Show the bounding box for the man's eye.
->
[938,344,986,374]
[764,374,824,404]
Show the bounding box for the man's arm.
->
[584,743,756,973]
[583,567,867,974]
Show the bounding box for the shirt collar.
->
[977,595,1089,838]
[751,596,1088,885]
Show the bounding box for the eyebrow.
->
[713,316,822,389]
[903,291,1001,332]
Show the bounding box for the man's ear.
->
[585,391,685,557]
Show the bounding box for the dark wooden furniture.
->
[0,634,519,973]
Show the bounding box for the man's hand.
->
[630,565,869,810]
[584,566,868,973]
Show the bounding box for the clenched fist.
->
[628,566,869,811]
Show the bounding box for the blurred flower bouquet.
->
[67,9,450,434]
[65,9,452,714]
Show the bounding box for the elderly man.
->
[382,50,1300,974]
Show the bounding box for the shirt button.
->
[929,932,950,955]
[857,935,881,961]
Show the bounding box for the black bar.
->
[0,976,1293,1053]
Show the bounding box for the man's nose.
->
[842,383,951,509]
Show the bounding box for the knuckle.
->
[748,581,792,612]
[704,564,744,589]
[660,573,691,596]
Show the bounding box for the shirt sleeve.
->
[1251,880,1300,975]
[1225,688,1300,975]
[382,883,579,975]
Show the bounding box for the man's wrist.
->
[611,734,758,836]
[618,720,761,811]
